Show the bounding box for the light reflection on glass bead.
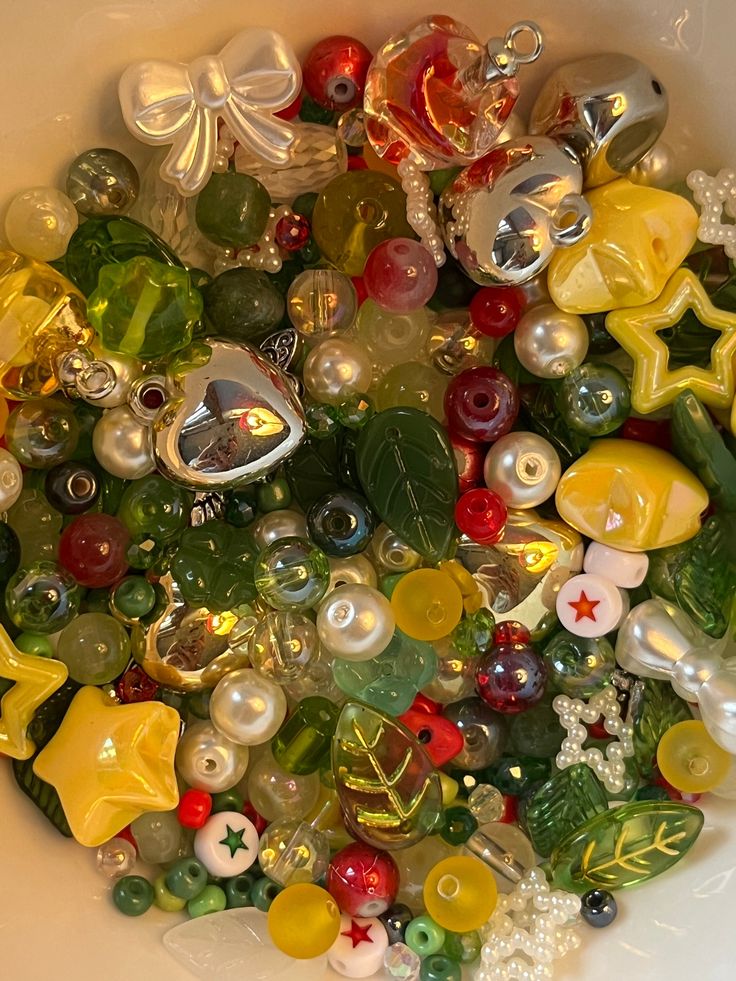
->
[249,610,321,684]
[258,818,330,886]
[254,537,330,611]
[384,942,421,981]
[96,836,137,879]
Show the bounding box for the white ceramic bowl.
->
[2,1,736,979]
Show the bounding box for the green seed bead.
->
[165,858,209,900]
[187,884,227,918]
[405,915,446,957]
[421,954,462,981]
[442,930,482,964]
[251,876,282,911]
[111,575,157,621]
[112,875,154,916]
[14,632,54,657]
[225,872,256,908]
[211,789,245,814]
[439,805,478,846]
[257,478,292,513]
[153,872,187,912]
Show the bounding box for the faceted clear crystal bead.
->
[384,942,421,981]
[468,783,505,824]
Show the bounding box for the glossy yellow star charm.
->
[0,624,68,760]
[605,268,736,413]
[33,686,180,847]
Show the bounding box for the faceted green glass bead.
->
[110,575,156,621]
[257,478,292,513]
[299,93,337,125]
[272,696,340,774]
[421,954,462,981]
[225,872,257,908]
[88,256,202,360]
[356,407,457,563]
[335,394,374,431]
[441,930,481,964]
[211,789,245,814]
[203,268,285,342]
[113,875,154,916]
[485,756,551,796]
[117,475,193,544]
[306,403,341,440]
[251,876,282,911]
[187,884,227,918]
[405,915,446,957]
[543,631,616,698]
[195,171,271,249]
[507,699,564,759]
[165,858,209,901]
[550,801,705,892]
[451,608,495,659]
[153,872,187,912]
[439,805,478,846]
[524,763,609,858]
[170,520,258,612]
[670,388,736,511]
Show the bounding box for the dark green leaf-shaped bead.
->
[670,389,736,511]
[524,764,609,857]
[12,757,73,836]
[284,435,348,511]
[113,875,154,916]
[170,520,257,612]
[165,858,208,900]
[631,679,691,778]
[187,884,227,918]
[195,171,271,249]
[356,408,457,562]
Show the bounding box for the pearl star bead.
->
[686,168,736,259]
[552,685,634,794]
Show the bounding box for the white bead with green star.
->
[193,810,259,876]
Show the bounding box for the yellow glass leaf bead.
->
[391,569,464,641]
[547,179,698,314]
[32,686,180,847]
[267,883,341,958]
[423,855,498,932]
[657,719,732,794]
[555,439,708,551]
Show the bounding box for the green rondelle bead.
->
[224,872,257,909]
[165,858,208,900]
[211,789,245,814]
[112,875,154,916]
[153,872,187,912]
[306,403,340,440]
[14,632,53,657]
[187,884,227,918]
[405,915,446,957]
[257,478,292,513]
[335,394,375,430]
[421,954,462,981]
[195,171,271,249]
[439,805,478,846]
[111,575,157,621]
[442,930,482,964]
[251,876,282,911]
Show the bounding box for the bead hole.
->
[436,873,461,901]
[417,728,432,744]
[472,392,491,409]
[651,78,663,95]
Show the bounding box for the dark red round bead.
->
[58,513,130,588]
[116,665,159,703]
[275,213,311,252]
[242,801,268,836]
[469,286,524,338]
[476,643,547,714]
[444,366,519,443]
[455,487,507,544]
[327,841,400,917]
[493,621,532,646]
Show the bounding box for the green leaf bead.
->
[153,872,187,912]
[405,915,446,957]
[356,407,457,563]
[170,520,258,612]
[165,858,209,900]
[113,875,155,916]
[195,171,271,249]
[12,757,72,837]
[299,94,337,126]
[670,389,736,510]
[257,478,292,513]
[524,764,609,858]
[187,884,227,918]
[421,954,462,981]
[439,805,478,846]
[251,876,283,911]
[224,872,257,909]
[631,679,691,778]
[284,434,350,511]
[211,789,245,814]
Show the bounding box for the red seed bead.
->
[469,286,524,338]
[302,35,373,111]
[455,488,507,544]
[242,801,268,836]
[621,416,671,451]
[347,155,368,171]
[116,665,159,703]
[116,825,139,853]
[326,841,400,917]
[275,213,311,252]
[444,366,519,443]
[450,434,486,493]
[178,789,213,829]
[493,621,531,646]
[653,771,702,805]
[586,715,610,741]
[58,513,130,588]
[476,643,547,714]
[274,88,303,120]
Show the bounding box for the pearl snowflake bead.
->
[214,204,290,274]
[552,686,634,793]
[397,157,446,267]
[686,168,736,259]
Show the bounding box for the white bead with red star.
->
[327,914,389,978]
[583,543,649,588]
[555,573,629,638]
[552,686,635,794]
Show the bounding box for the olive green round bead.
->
[211,789,245,814]
[257,478,292,513]
[187,884,227,918]
[405,916,446,957]
[165,858,208,900]
[442,930,481,964]
[421,954,462,981]
[195,171,271,249]
[153,872,187,912]
[14,632,54,657]
[251,876,282,911]
[111,575,157,621]
[225,872,257,909]
[439,805,478,845]
[112,875,154,916]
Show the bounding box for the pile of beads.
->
[1,11,736,981]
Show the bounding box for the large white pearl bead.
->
[209,668,287,746]
[483,432,561,508]
[328,554,378,591]
[193,810,259,876]
[317,584,395,661]
[92,405,155,479]
[513,304,588,379]
[303,338,372,405]
[175,720,250,793]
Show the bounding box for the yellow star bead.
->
[605,268,736,413]
[33,686,180,847]
[0,625,68,760]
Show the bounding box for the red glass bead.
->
[653,771,703,805]
[586,714,610,741]
[275,213,311,252]
[620,416,671,451]
[351,276,368,306]
[469,286,524,338]
[363,238,438,313]
[326,841,400,917]
[347,155,368,171]
[397,707,464,767]
[242,801,268,836]
[275,89,303,120]
[116,665,159,703]
[475,643,547,714]
[302,35,373,111]
[450,434,485,493]
[178,789,213,829]
[493,621,531,646]
[58,513,130,588]
[499,794,518,824]
[409,693,442,715]
[455,488,507,544]
[444,366,519,443]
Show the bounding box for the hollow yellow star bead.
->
[605,268,736,413]
[0,624,68,760]
[33,685,180,847]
